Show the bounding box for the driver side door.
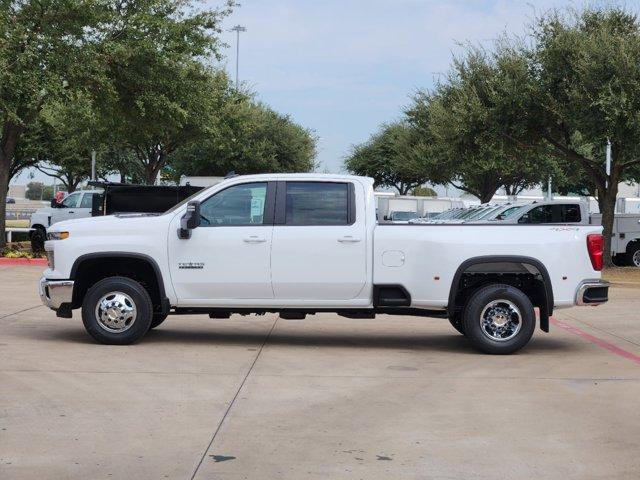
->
[167,181,276,304]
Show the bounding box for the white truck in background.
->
[29,191,99,251]
[39,174,609,354]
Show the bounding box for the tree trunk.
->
[599,177,619,269]
[0,163,9,250]
[479,189,495,204]
[0,123,23,249]
[397,183,412,196]
[142,148,167,185]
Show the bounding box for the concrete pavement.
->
[1,265,639,479]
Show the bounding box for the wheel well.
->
[71,256,166,313]
[448,258,553,332]
[626,239,640,253]
[30,224,46,235]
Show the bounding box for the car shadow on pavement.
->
[37,324,577,355]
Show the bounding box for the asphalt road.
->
[1,265,639,479]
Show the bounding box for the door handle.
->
[68,211,74,214]
[243,236,267,244]
[337,236,361,243]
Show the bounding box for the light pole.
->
[230,25,246,90]
[91,150,96,182]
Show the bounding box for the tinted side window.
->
[200,182,267,226]
[62,193,80,208]
[285,182,349,225]
[523,205,553,223]
[557,204,581,223]
[80,193,94,208]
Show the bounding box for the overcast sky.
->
[212,0,568,174]
[14,0,581,185]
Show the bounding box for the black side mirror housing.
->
[518,213,530,224]
[178,200,201,239]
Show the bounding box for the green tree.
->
[169,99,317,179]
[0,0,235,246]
[345,121,445,195]
[0,0,108,247]
[477,7,640,265]
[412,186,437,197]
[21,93,107,192]
[103,1,233,184]
[25,182,44,201]
[408,49,555,203]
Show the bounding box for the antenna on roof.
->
[225,171,238,179]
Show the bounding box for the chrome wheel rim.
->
[95,291,137,333]
[480,299,521,342]
[633,250,640,267]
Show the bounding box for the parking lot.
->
[1,265,639,479]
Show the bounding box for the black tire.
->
[149,313,168,329]
[612,254,626,267]
[626,243,640,268]
[81,276,153,345]
[30,227,46,252]
[462,283,536,354]
[448,313,466,335]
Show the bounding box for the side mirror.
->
[178,201,201,239]
[518,213,530,224]
[383,215,389,221]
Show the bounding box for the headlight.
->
[46,250,55,270]
[47,231,69,241]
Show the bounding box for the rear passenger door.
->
[77,193,95,218]
[270,181,367,300]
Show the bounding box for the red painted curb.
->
[0,257,47,266]
[551,317,640,365]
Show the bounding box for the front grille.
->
[46,251,54,270]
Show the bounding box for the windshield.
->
[472,205,503,220]
[497,205,526,220]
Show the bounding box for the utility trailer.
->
[590,213,640,267]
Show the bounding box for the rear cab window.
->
[80,193,94,208]
[520,204,582,224]
[277,181,355,226]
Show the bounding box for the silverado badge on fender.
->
[178,262,204,269]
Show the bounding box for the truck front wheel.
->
[81,277,153,345]
[462,284,535,354]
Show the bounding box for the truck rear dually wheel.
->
[462,284,535,354]
[81,277,153,345]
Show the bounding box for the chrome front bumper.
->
[39,277,74,310]
[575,280,610,306]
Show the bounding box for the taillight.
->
[587,234,604,271]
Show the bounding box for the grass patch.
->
[5,219,29,228]
[603,267,640,286]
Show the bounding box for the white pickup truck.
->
[39,174,609,354]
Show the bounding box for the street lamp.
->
[230,25,246,90]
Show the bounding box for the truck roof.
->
[217,173,375,184]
